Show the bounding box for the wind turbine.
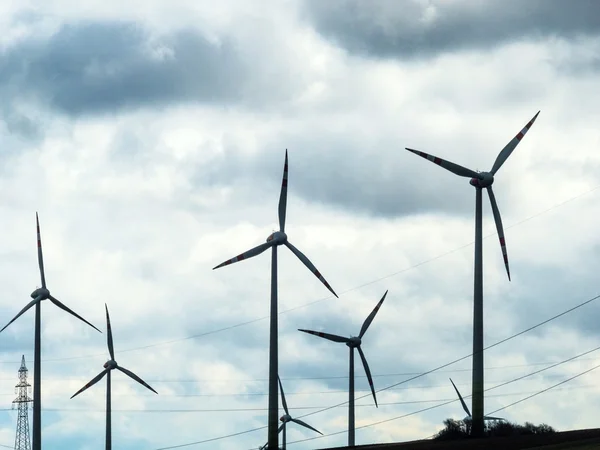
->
[449,378,504,429]
[212,150,338,449]
[404,111,540,436]
[0,213,101,450]
[299,290,387,446]
[260,376,322,450]
[70,304,158,450]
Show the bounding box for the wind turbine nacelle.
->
[469,172,494,188]
[266,231,287,245]
[346,336,361,348]
[103,360,117,370]
[30,287,50,299]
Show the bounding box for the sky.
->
[0,0,600,449]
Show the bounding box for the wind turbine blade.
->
[278,150,288,232]
[298,329,349,343]
[105,304,115,360]
[70,369,108,399]
[212,242,273,270]
[290,418,323,435]
[48,296,101,333]
[284,241,338,298]
[357,346,377,407]
[490,111,540,175]
[486,186,510,281]
[278,375,289,415]
[117,366,158,394]
[358,290,387,339]
[449,378,471,417]
[405,148,481,179]
[484,415,505,421]
[36,212,47,289]
[0,298,40,333]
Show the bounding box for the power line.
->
[4,184,597,366]
[4,356,600,385]
[13,367,597,399]
[23,386,598,414]
[150,297,600,450]
[287,292,600,423]
[487,362,600,416]
[285,350,600,447]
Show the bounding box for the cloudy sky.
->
[0,0,600,449]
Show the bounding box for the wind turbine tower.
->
[13,355,32,450]
[405,111,540,436]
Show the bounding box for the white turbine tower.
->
[405,111,540,436]
[299,291,387,446]
[213,150,338,449]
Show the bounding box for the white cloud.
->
[0,2,599,450]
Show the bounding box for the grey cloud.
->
[177,143,479,219]
[0,110,43,141]
[0,21,245,116]
[506,260,600,339]
[236,140,479,219]
[302,0,600,60]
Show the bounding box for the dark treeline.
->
[434,418,557,440]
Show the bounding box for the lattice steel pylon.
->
[13,355,32,450]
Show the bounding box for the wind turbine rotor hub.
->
[347,336,361,348]
[280,414,291,422]
[30,287,50,300]
[469,171,494,188]
[103,360,117,370]
[266,231,288,245]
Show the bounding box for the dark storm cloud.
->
[0,21,245,115]
[302,0,600,60]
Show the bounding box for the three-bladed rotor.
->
[70,304,157,399]
[0,213,101,334]
[405,111,540,280]
[299,290,388,407]
[212,150,338,298]
[277,376,322,434]
[259,376,322,450]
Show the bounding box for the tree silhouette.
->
[434,418,557,440]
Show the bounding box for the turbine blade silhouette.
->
[278,423,284,433]
[284,241,338,297]
[405,148,482,179]
[105,304,115,360]
[359,290,387,339]
[212,242,273,270]
[490,111,540,175]
[486,186,510,280]
[70,369,108,399]
[450,378,471,417]
[298,329,349,343]
[278,150,288,232]
[484,415,505,421]
[0,298,40,333]
[116,366,158,394]
[357,346,377,407]
[49,295,101,333]
[36,212,46,289]
[291,418,322,435]
[278,375,289,415]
